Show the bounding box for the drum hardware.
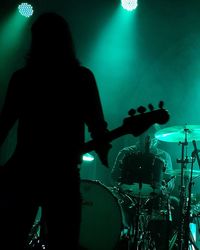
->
[130,191,143,250]
[192,140,200,169]
[116,151,169,249]
[167,169,200,177]
[115,144,173,249]
[26,206,47,250]
[177,134,191,250]
[109,185,171,249]
[119,152,166,198]
[113,184,136,209]
[161,175,176,196]
[154,125,200,143]
[155,124,200,250]
[168,229,199,250]
[178,141,200,250]
[115,187,173,250]
[191,202,200,217]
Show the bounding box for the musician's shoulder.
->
[120,145,137,153]
[78,65,94,76]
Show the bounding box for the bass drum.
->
[79,180,123,250]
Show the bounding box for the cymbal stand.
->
[184,155,199,250]
[176,128,189,250]
[130,181,142,250]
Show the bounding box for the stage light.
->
[18,2,34,18]
[82,153,94,162]
[121,0,138,11]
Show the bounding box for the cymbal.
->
[155,125,200,142]
[167,169,200,177]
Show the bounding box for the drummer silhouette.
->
[111,124,174,193]
[111,124,177,250]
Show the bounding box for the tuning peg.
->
[128,109,136,116]
[137,106,146,113]
[159,101,164,109]
[148,104,154,111]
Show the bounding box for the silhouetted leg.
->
[43,168,81,250]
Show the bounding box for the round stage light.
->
[121,0,138,11]
[18,2,34,18]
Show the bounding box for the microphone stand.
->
[176,128,189,250]
[192,140,200,169]
[183,155,195,250]
[185,139,200,250]
[178,139,200,250]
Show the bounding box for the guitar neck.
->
[82,103,169,154]
[82,126,126,154]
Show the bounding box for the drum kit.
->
[28,125,200,250]
[79,125,200,250]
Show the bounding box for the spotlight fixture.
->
[121,0,138,11]
[82,153,95,162]
[18,2,34,18]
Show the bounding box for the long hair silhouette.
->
[26,12,80,68]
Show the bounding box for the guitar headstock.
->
[122,101,170,137]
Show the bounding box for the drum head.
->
[79,180,122,250]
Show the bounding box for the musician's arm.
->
[111,146,136,186]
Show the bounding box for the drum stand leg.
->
[176,136,198,250]
[129,182,143,250]
[27,206,48,250]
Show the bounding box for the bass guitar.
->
[82,101,170,153]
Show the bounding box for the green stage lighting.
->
[121,0,138,11]
[18,2,34,18]
[82,153,94,162]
